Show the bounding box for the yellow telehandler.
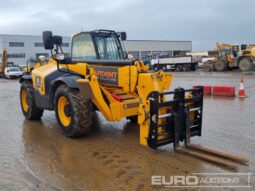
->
[19,30,248,168]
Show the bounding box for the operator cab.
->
[72,30,127,61]
[42,30,131,66]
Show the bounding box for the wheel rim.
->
[216,61,224,71]
[58,96,71,127]
[21,89,29,112]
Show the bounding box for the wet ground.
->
[0,71,254,190]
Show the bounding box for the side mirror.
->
[53,35,63,46]
[120,32,127,40]
[43,31,54,50]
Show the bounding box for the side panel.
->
[93,66,118,85]
[32,61,87,95]
[159,56,192,64]
[32,62,59,95]
[89,65,130,92]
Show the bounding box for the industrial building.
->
[0,34,71,66]
[122,40,192,60]
[0,34,192,65]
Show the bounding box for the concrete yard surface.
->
[0,71,254,190]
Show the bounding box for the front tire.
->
[203,60,214,72]
[54,85,94,137]
[215,60,227,71]
[239,58,254,71]
[20,81,44,120]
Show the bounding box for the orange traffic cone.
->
[238,78,246,98]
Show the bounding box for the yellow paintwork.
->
[57,96,71,127]
[21,89,29,112]
[32,59,88,95]
[136,71,172,145]
[32,61,58,95]
[31,56,173,147]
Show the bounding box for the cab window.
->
[95,34,123,60]
[72,33,97,61]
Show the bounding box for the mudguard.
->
[52,75,82,89]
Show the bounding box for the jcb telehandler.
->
[20,30,248,168]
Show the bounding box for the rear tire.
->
[215,60,227,72]
[20,81,44,120]
[175,65,183,71]
[183,64,192,71]
[239,58,254,71]
[55,85,94,137]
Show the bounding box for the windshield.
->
[220,48,232,56]
[9,68,21,72]
[72,32,124,61]
[72,33,97,60]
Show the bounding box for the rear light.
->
[110,93,123,102]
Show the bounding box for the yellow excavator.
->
[19,30,248,168]
[204,42,255,72]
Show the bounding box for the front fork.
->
[138,87,204,148]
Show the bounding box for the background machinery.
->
[0,48,16,78]
[204,42,255,72]
[19,30,248,168]
[145,53,197,71]
[0,49,8,78]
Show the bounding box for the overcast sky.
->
[0,0,254,51]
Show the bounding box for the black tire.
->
[238,58,254,71]
[203,60,214,72]
[215,60,227,71]
[191,64,196,71]
[54,85,94,137]
[183,63,192,71]
[175,64,183,71]
[127,115,138,124]
[20,81,44,120]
